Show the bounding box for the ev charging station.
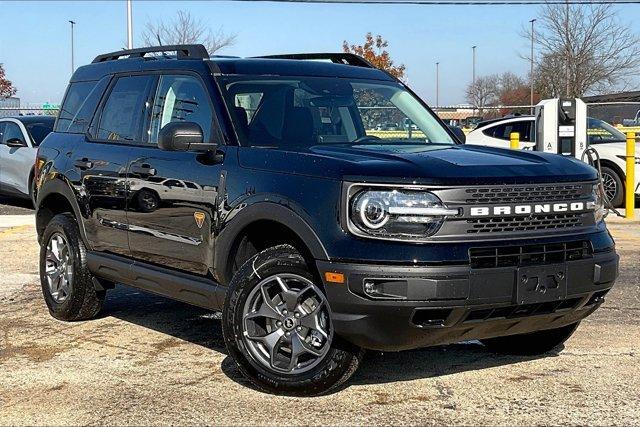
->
[535,98,588,160]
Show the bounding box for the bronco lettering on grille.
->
[469,201,596,217]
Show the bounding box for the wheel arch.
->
[36,178,88,247]
[214,202,329,285]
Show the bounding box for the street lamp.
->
[69,20,76,74]
[472,45,477,85]
[127,0,133,49]
[436,62,440,108]
[530,18,536,114]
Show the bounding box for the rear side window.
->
[55,81,97,133]
[484,121,532,142]
[97,75,154,142]
[24,121,54,145]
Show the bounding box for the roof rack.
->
[92,44,209,63]
[253,53,375,69]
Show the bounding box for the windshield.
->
[588,118,626,144]
[219,76,455,148]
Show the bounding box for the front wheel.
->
[222,244,363,396]
[481,322,580,356]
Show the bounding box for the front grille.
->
[466,213,585,234]
[463,298,583,323]
[469,241,592,269]
[464,183,585,204]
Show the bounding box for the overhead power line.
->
[227,0,640,4]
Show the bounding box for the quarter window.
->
[149,75,213,145]
[56,81,97,133]
[97,75,154,142]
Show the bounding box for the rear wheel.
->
[40,213,105,321]
[481,322,580,356]
[222,244,363,396]
[600,166,624,208]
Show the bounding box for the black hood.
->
[238,143,598,185]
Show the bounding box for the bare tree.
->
[142,10,236,54]
[524,3,640,98]
[465,75,500,113]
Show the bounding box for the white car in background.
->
[0,116,55,205]
[466,115,640,207]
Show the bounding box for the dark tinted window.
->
[149,75,213,145]
[24,121,54,145]
[97,75,154,142]
[485,121,532,142]
[55,81,97,133]
[0,123,6,143]
[588,118,626,144]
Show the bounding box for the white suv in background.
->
[466,116,640,207]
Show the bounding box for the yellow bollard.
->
[626,132,636,219]
[510,132,520,150]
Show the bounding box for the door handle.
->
[74,158,93,170]
[130,164,157,176]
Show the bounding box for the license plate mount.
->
[516,264,568,305]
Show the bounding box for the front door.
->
[0,120,34,196]
[126,73,224,275]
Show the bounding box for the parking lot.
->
[0,197,637,425]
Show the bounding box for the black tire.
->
[39,213,105,321]
[222,244,363,396]
[135,188,159,213]
[481,322,580,356]
[600,166,624,208]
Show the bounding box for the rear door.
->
[76,74,154,256]
[126,73,225,275]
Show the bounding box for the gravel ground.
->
[0,214,638,426]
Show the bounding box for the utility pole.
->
[565,0,570,97]
[472,45,477,85]
[69,20,76,74]
[530,18,536,114]
[436,62,440,108]
[127,0,133,49]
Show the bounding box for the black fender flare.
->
[213,201,329,283]
[36,177,90,248]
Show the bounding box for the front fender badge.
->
[194,211,206,229]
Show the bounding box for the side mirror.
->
[157,122,217,152]
[6,137,27,148]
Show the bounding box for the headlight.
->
[349,188,459,240]
[592,183,606,223]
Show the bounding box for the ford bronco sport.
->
[35,45,618,395]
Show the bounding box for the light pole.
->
[530,18,536,114]
[436,62,440,108]
[127,0,133,49]
[471,46,477,85]
[565,0,570,96]
[69,20,76,74]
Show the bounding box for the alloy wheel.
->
[601,172,618,202]
[45,233,73,303]
[242,273,332,375]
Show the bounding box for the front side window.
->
[25,121,54,146]
[486,121,532,142]
[149,75,213,145]
[97,75,154,142]
[220,76,455,149]
[2,122,23,144]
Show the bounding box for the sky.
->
[1,0,639,106]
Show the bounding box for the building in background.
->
[0,97,20,118]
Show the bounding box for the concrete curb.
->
[0,214,35,228]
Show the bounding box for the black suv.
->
[35,45,618,395]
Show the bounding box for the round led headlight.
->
[350,189,459,240]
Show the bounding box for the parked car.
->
[466,115,640,207]
[0,116,55,204]
[374,122,399,131]
[35,45,617,396]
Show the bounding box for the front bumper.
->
[317,249,618,352]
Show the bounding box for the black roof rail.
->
[92,44,209,63]
[253,53,375,69]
